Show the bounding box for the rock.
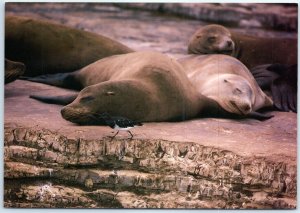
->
[116,3,297,31]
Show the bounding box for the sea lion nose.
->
[60,107,67,118]
[227,40,233,48]
[243,104,251,112]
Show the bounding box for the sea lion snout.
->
[229,100,252,115]
[227,40,233,48]
[217,38,235,54]
[61,106,92,124]
[5,58,26,84]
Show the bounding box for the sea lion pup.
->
[5,15,133,77]
[187,24,297,112]
[5,58,26,84]
[178,54,273,118]
[26,51,203,124]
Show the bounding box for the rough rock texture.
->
[4,3,297,209]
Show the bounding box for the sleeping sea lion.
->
[187,24,297,112]
[25,51,204,124]
[5,15,133,77]
[26,52,272,123]
[188,24,297,68]
[178,54,273,117]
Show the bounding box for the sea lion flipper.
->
[250,64,280,89]
[30,94,78,105]
[247,111,274,121]
[271,78,297,113]
[22,72,82,90]
[270,64,297,113]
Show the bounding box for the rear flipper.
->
[250,64,281,89]
[271,64,297,113]
[20,72,82,90]
[30,94,78,105]
[251,63,297,113]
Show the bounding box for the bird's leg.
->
[127,131,133,140]
[110,131,119,141]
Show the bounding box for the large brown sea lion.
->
[178,54,273,116]
[5,15,133,77]
[187,24,297,112]
[25,52,273,124]
[26,51,204,124]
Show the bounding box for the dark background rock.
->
[4,3,297,209]
[115,3,298,31]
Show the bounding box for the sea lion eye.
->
[207,36,217,43]
[224,79,228,83]
[235,88,242,94]
[106,91,115,96]
[80,96,95,103]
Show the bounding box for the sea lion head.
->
[201,74,255,115]
[5,58,26,84]
[188,24,234,55]
[61,80,151,124]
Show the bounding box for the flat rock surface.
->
[5,80,297,161]
[4,3,297,209]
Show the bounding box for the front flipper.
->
[20,72,82,90]
[247,111,274,121]
[30,94,78,105]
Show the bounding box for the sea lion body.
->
[28,52,273,123]
[178,54,273,115]
[188,24,297,68]
[5,15,133,76]
[231,33,297,69]
[28,51,203,124]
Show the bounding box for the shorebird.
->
[92,112,143,140]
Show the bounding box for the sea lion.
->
[178,54,273,116]
[187,24,297,112]
[188,24,297,69]
[5,58,26,84]
[26,51,203,124]
[26,52,272,123]
[5,15,133,77]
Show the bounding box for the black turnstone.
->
[95,112,143,140]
